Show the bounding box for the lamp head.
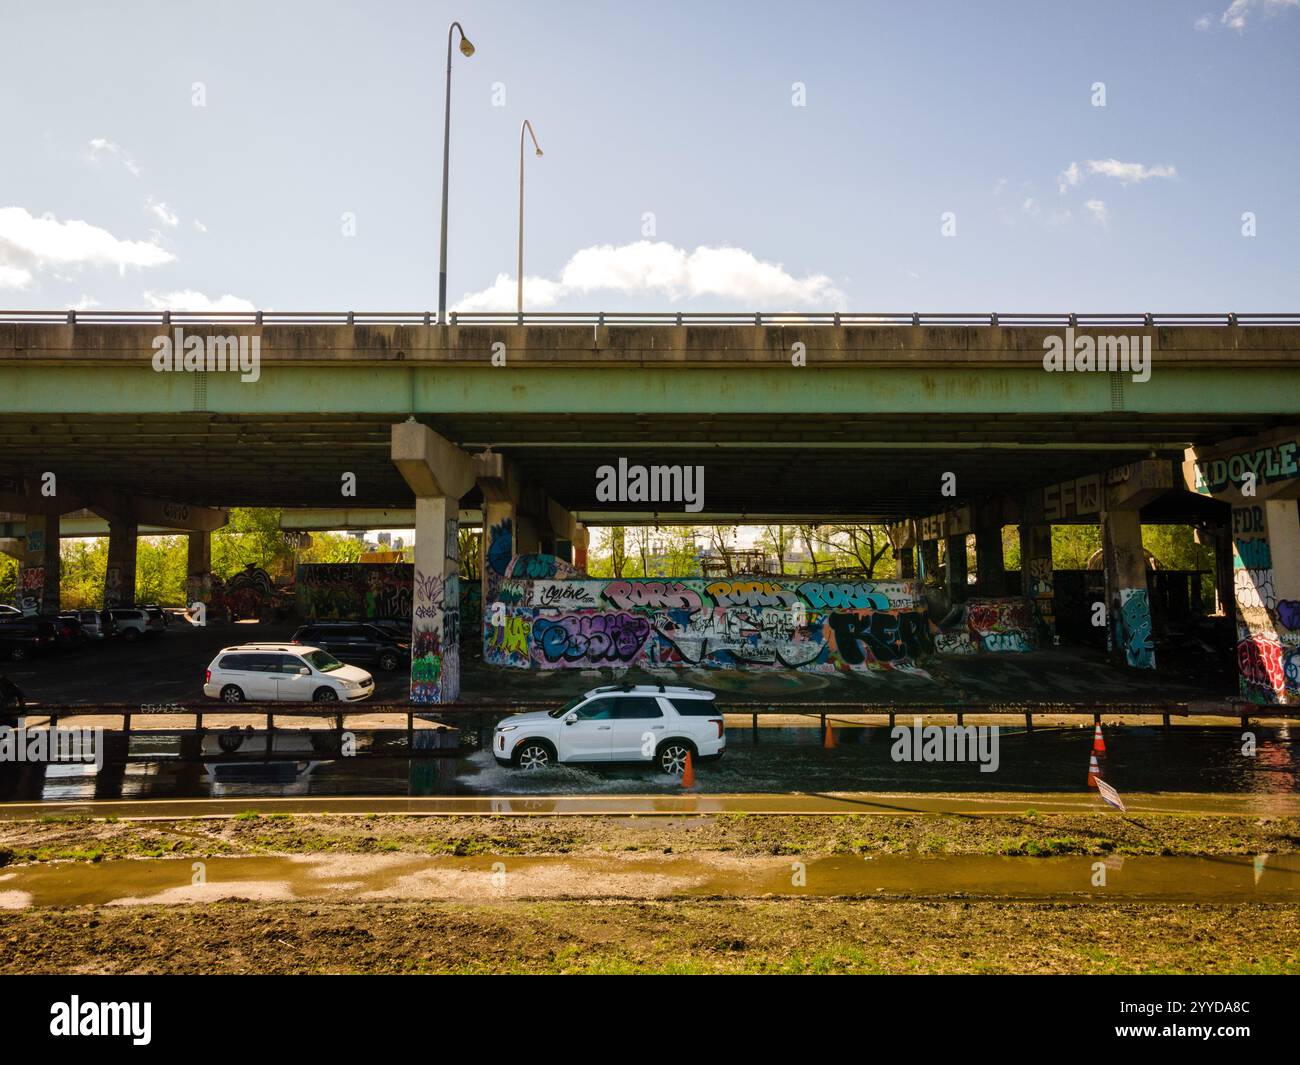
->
[459,36,475,57]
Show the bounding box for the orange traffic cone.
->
[680,750,695,788]
[1092,723,1106,758]
[823,723,837,748]
[1087,752,1101,788]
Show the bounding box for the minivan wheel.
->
[514,741,554,771]
[377,651,400,671]
[657,741,694,776]
[313,687,340,703]
[220,685,245,704]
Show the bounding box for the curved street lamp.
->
[438,20,475,321]
[517,119,543,318]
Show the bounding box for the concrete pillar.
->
[1208,526,1236,626]
[945,535,968,602]
[104,519,137,608]
[19,512,60,614]
[895,546,915,580]
[392,421,475,705]
[411,495,460,703]
[918,540,940,586]
[186,530,212,605]
[1102,508,1154,669]
[573,525,590,572]
[1231,499,1300,704]
[481,500,516,595]
[973,526,1006,596]
[515,514,541,554]
[1020,523,1055,645]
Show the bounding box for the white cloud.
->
[193,219,208,233]
[1021,197,1041,218]
[0,263,33,290]
[1057,161,1082,195]
[142,289,256,312]
[147,198,179,227]
[1224,0,1298,29]
[455,240,846,312]
[0,207,175,289]
[992,177,1007,196]
[87,138,141,176]
[1085,158,1177,184]
[70,294,100,310]
[1084,199,1109,226]
[1195,14,1213,29]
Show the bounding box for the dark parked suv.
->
[0,617,57,661]
[291,621,410,671]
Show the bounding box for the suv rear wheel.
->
[656,740,694,776]
[377,651,400,671]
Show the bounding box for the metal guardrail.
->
[2,310,1299,327]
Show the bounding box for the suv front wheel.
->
[513,740,555,771]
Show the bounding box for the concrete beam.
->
[278,507,483,531]
[391,420,476,500]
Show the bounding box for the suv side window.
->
[574,699,613,721]
[609,696,664,719]
[668,697,719,717]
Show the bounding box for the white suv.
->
[494,685,725,774]
[203,644,375,703]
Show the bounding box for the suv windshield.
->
[547,694,591,719]
[303,650,344,672]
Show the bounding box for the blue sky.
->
[1,0,1297,313]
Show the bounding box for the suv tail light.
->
[205,669,211,684]
[713,719,724,738]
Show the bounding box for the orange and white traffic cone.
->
[680,750,696,788]
[1087,752,1101,788]
[823,723,837,749]
[1092,723,1106,758]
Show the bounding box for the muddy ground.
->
[2,812,1297,974]
[2,810,1298,864]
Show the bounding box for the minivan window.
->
[303,650,344,672]
[275,654,307,674]
[220,654,249,671]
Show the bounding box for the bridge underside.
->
[0,410,1285,517]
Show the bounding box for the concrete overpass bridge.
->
[2,310,1298,704]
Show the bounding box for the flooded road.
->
[0,724,1294,806]
[2,851,1297,907]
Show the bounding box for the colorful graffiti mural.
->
[210,565,289,621]
[1115,588,1154,670]
[483,564,931,674]
[965,598,1035,653]
[296,563,413,620]
[1231,505,1295,703]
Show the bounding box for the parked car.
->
[141,604,171,630]
[203,643,375,703]
[46,613,88,648]
[291,621,410,671]
[493,685,726,774]
[0,617,57,661]
[60,609,115,640]
[0,605,21,619]
[107,608,153,640]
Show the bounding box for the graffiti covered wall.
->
[296,563,414,620]
[484,567,932,674]
[1232,504,1299,703]
[964,597,1035,653]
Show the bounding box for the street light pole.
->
[438,20,474,322]
[517,119,543,318]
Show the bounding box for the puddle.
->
[1,852,1297,908]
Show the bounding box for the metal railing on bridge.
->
[3,310,1300,327]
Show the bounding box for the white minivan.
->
[494,685,725,774]
[203,643,375,703]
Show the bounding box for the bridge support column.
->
[20,511,60,614]
[186,531,212,606]
[104,519,137,608]
[392,421,476,704]
[1020,523,1055,645]
[573,525,590,572]
[944,535,968,602]
[895,546,914,580]
[1101,508,1154,669]
[973,525,1006,596]
[1231,500,1300,704]
[918,540,940,586]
